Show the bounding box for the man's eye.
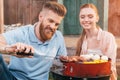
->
[55,23,59,27]
[49,20,54,23]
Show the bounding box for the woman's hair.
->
[42,1,67,17]
[76,3,99,56]
[80,3,99,17]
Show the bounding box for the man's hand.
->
[4,43,34,58]
[60,56,87,62]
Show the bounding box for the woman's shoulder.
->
[101,30,115,38]
[101,30,115,42]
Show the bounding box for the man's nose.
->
[50,23,56,28]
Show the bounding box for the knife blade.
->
[34,49,60,60]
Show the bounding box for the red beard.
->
[39,22,55,42]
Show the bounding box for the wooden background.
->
[2,0,120,37]
[108,0,120,37]
[4,0,57,25]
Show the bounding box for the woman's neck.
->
[85,27,99,38]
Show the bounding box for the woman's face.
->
[79,8,99,29]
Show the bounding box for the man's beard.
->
[39,22,55,42]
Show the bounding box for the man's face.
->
[39,10,63,41]
[39,21,54,41]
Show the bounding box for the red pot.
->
[63,60,111,78]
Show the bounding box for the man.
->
[0,1,67,80]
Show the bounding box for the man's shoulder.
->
[19,24,33,30]
[14,24,34,34]
[55,30,63,36]
[53,31,64,42]
[5,24,33,37]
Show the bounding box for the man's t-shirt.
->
[3,24,67,80]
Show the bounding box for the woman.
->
[60,3,117,80]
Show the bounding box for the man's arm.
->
[0,34,34,58]
[0,34,9,54]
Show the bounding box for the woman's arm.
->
[103,33,117,80]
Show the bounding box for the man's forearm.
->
[0,45,9,54]
[0,34,9,54]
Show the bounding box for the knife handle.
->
[16,48,33,56]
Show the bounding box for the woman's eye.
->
[80,15,85,19]
[88,15,93,18]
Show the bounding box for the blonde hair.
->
[76,3,99,56]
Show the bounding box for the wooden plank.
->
[17,0,31,24]
[108,0,120,37]
[31,0,44,24]
[0,0,4,33]
[4,0,57,25]
[4,0,18,24]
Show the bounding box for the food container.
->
[63,60,111,78]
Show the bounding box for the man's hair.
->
[42,1,67,17]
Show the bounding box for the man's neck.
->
[34,23,44,42]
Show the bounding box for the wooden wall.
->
[0,0,4,33]
[3,0,120,37]
[4,0,57,25]
[108,0,120,37]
